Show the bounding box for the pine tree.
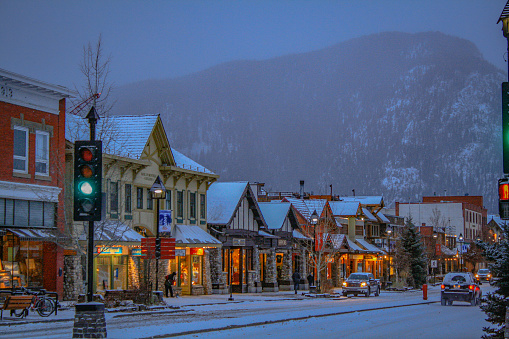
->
[479,224,509,338]
[399,218,428,288]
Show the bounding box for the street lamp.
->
[150,176,166,292]
[458,233,464,272]
[386,226,392,285]
[310,210,319,291]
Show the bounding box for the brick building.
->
[0,68,73,297]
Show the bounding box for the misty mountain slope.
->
[112,31,505,211]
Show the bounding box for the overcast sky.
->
[1,0,507,90]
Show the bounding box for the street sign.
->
[141,237,175,259]
[431,260,438,268]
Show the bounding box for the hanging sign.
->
[159,210,172,232]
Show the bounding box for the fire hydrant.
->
[422,284,428,300]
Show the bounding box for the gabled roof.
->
[258,202,291,230]
[362,208,377,222]
[207,181,264,226]
[329,201,361,217]
[283,197,327,221]
[174,225,221,247]
[66,113,214,174]
[375,211,391,223]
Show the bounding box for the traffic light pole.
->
[87,107,99,303]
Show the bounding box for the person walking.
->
[292,271,301,294]
[307,273,314,287]
[165,272,176,298]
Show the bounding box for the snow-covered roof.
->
[293,229,312,240]
[440,245,457,256]
[258,202,291,230]
[339,196,383,206]
[66,113,158,159]
[488,215,508,226]
[329,201,361,217]
[376,211,391,223]
[347,238,368,252]
[284,197,327,221]
[171,148,214,174]
[259,230,278,238]
[174,225,221,247]
[328,234,346,249]
[207,182,248,225]
[78,221,143,243]
[362,208,377,222]
[356,238,385,254]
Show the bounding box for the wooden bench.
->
[1,295,34,320]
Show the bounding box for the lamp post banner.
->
[159,210,172,232]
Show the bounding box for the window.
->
[177,191,183,218]
[189,192,196,219]
[165,190,172,210]
[0,199,55,227]
[137,187,143,209]
[110,181,119,212]
[125,184,132,213]
[35,131,49,175]
[200,194,206,219]
[13,126,28,173]
[147,189,153,210]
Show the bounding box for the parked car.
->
[441,272,482,306]
[475,269,492,285]
[342,272,380,297]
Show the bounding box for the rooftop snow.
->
[258,202,291,230]
[207,182,248,225]
[339,196,383,206]
[171,148,214,174]
[284,198,327,220]
[329,201,360,217]
[362,208,377,222]
[174,225,221,246]
[356,238,384,254]
[376,211,391,223]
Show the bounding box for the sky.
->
[0,0,508,90]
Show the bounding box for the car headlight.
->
[475,274,479,278]
[343,282,347,287]
[488,274,491,278]
[360,282,367,287]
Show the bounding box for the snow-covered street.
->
[0,285,494,339]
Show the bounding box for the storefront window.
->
[232,249,240,284]
[0,234,44,288]
[95,255,128,291]
[179,256,189,287]
[191,255,202,285]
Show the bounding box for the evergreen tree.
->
[399,218,428,288]
[479,224,509,338]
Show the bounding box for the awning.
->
[3,227,64,242]
[356,238,385,254]
[174,225,222,247]
[259,230,279,238]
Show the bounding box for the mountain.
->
[112,32,505,212]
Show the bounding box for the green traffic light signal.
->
[74,140,102,221]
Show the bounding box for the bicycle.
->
[10,287,55,318]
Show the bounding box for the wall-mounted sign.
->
[232,238,245,246]
[131,248,142,256]
[96,246,123,255]
[190,248,204,255]
[278,239,287,247]
[175,249,186,257]
[159,210,172,232]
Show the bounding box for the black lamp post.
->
[310,210,319,291]
[458,233,464,272]
[387,226,392,284]
[150,176,166,292]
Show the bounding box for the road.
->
[0,285,494,339]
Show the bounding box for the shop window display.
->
[0,234,44,288]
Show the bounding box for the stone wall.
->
[63,254,83,301]
[203,249,212,294]
[209,247,228,294]
[263,248,278,292]
[128,256,141,289]
[279,250,293,291]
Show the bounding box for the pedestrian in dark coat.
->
[165,272,176,297]
[292,271,301,294]
[307,273,314,287]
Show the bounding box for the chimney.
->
[300,180,304,197]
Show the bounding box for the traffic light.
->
[74,140,102,221]
[155,238,161,259]
[502,83,509,173]
[499,178,509,220]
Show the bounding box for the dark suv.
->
[342,272,380,297]
[441,272,482,306]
